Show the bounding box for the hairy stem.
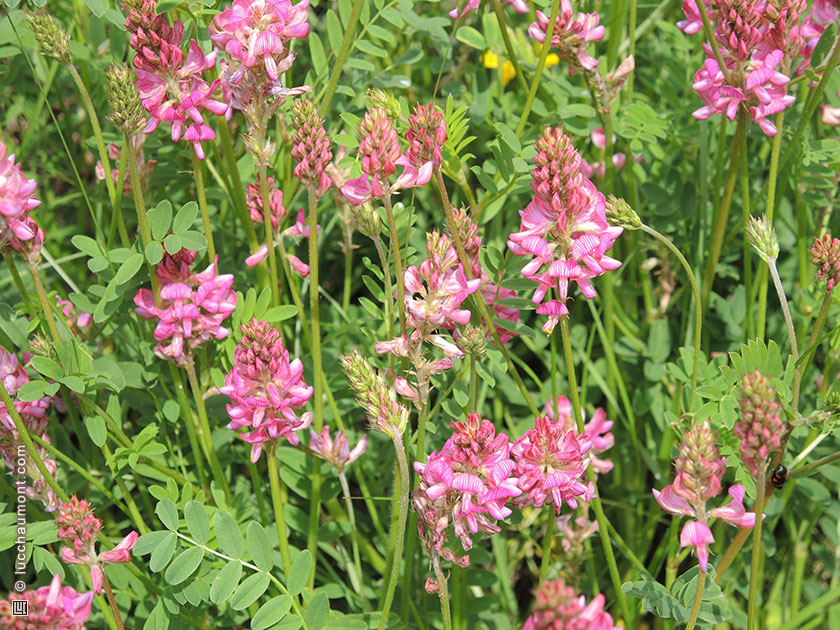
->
[124,132,161,306]
[383,191,407,338]
[191,150,215,260]
[339,471,366,608]
[685,570,707,630]
[267,444,293,579]
[747,467,767,630]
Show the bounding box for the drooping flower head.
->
[528,0,605,72]
[134,246,237,364]
[220,318,313,462]
[0,140,43,260]
[0,574,93,630]
[508,127,622,334]
[810,233,840,291]
[341,108,432,205]
[511,416,593,515]
[125,0,229,158]
[653,421,758,572]
[56,496,138,594]
[291,98,333,197]
[309,427,368,473]
[413,413,520,567]
[735,370,785,476]
[523,579,618,630]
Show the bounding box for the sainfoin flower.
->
[810,232,840,291]
[653,421,758,572]
[125,0,229,158]
[134,247,237,364]
[545,396,614,475]
[0,573,93,630]
[56,496,138,594]
[512,416,594,514]
[523,579,617,630]
[309,427,367,473]
[0,347,51,434]
[0,140,43,259]
[413,413,520,567]
[528,0,605,72]
[735,371,785,476]
[220,318,313,462]
[341,108,432,205]
[508,127,622,334]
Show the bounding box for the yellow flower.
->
[545,53,560,68]
[483,50,499,69]
[502,61,516,86]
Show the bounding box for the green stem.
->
[102,574,125,630]
[757,110,785,339]
[109,143,130,249]
[795,288,833,412]
[433,554,453,630]
[791,450,840,479]
[514,0,561,136]
[685,570,707,630]
[185,363,232,503]
[768,258,799,369]
[307,185,324,588]
[740,127,754,340]
[217,117,260,251]
[639,224,702,409]
[747,468,767,630]
[319,0,364,114]
[378,436,410,630]
[701,117,744,310]
[372,235,395,342]
[267,444,293,579]
[4,254,36,317]
[259,159,281,307]
[168,363,209,490]
[339,471,366,608]
[775,585,840,630]
[124,132,161,306]
[558,317,632,625]
[488,0,530,94]
[383,191,407,338]
[435,169,540,417]
[539,511,556,581]
[191,150,216,261]
[469,356,478,413]
[694,0,731,84]
[27,260,61,345]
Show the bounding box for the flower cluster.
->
[523,579,617,630]
[0,348,51,435]
[528,0,605,72]
[653,421,758,572]
[508,127,622,334]
[0,574,92,630]
[291,98,333,197]
[340,350,409,438]
[405,103,447,171]
[220,318,313,462]
[125,0,229,158]
[375,231,480,393]
[342,108,432,205]
[56,496,138,594]
[0,140,43,260]
[309,427,368,473]
[735,370,785,476]
[134,247,237,364]
[450,207,522,343]
[677,0,806,136]
[512,415,593,515]
[413,413,520,567]
[544,396,614,475]
[810,232,840,291]
[449,0,527,19]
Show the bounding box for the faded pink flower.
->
[413,413,520,566]
[508,127,622,334]
[653,421,758,572]
[309,427,367,473]
[528,0,605,72]
[220,318,313,462]
[0,573,93,630]
[523,579,617,630]
[511,416,593,515]
[735,371,784,476]
[56,496,138,594]
[0,140,43,259]
[134,247,237,364]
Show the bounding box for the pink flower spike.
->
[680,520,715,572]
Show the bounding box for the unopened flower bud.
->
[366,89,402,125]
[746,214,779,264]
[605,195,641,230]
[456,324,487,358]
[735,371,785,476]
[340,350,408,438]
[351,202,380,238]
[26,11,71,65]
[291,99,333,197]
[809,233,840,291]
[106,63,146,135]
